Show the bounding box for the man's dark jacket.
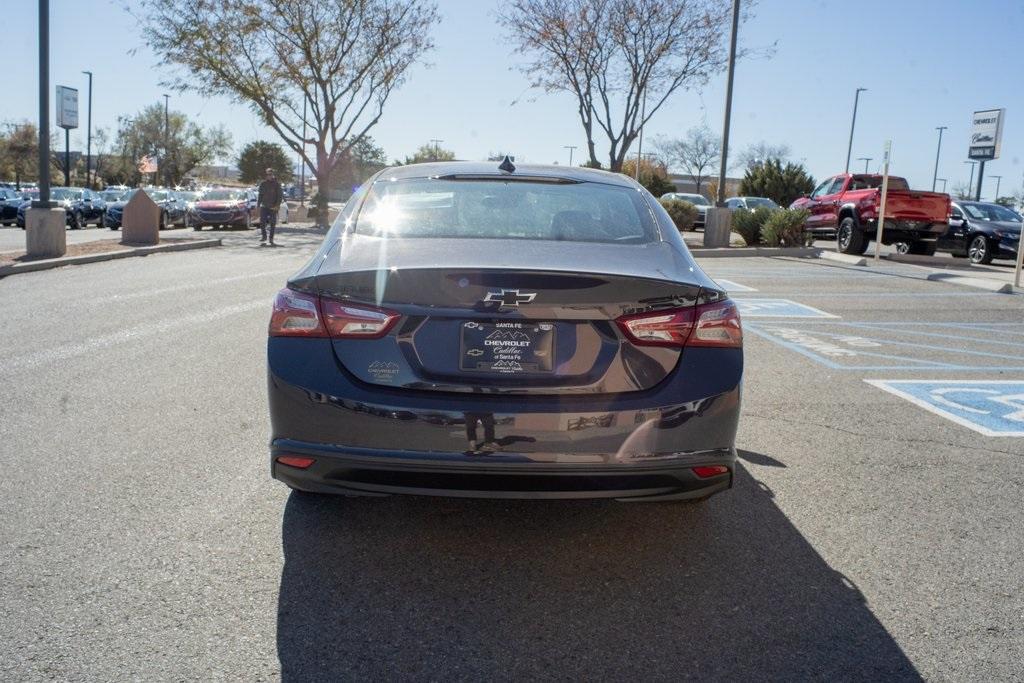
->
[258,178,283,209]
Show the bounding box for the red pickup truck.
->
[790,174,950,255]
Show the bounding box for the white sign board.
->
[968,108,1004,160]
[56,85,79,129]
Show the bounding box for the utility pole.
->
[844,87,867,173]
[82,70,92,188]
[35,0,52,207]
[715,0,740,206]
[563,145,577,166]
[162,94,170,186]
[635,88,647,181]
[964,161,977,199]
[931,126,947,191]
[429,138,443,161]
[857,157,872,173]
[299,96,307,206]
[990,175,1002,201]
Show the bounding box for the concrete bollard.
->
[703,207,732,248]
[26,207,67,259]
[121,190,161,245]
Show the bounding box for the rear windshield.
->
[849,175,910,191]
[355,178,657,244]
[745,197,778,208]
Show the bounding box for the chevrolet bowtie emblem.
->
[483,289,537,306]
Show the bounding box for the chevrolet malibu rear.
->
[267,162,743,502]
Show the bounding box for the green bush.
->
[761,208,811,247]
[659,199,699,232]
[731,206,775,246]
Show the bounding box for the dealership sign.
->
[56,85,79,129]
[968,108,1004,160]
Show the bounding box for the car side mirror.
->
[949,217,964,227]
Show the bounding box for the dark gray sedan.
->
[267,161,743,502]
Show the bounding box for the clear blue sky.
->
[6,0,1023,197]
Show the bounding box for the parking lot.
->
[1,235,1023,680]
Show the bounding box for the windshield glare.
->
[961,203,1021,222]
[356,179,657,244]
[745,198,778,208]
[204,190,243,201]
[51,189,81,201]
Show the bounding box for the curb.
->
[0,239,222,278]
[690,246,819,258]
[818,251,867,266]
[924,272,1014,293]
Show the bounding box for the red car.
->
[791,174,950,255]
[189,188,257,230]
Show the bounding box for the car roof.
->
[374,161,638,188]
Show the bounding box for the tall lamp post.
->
[935,178,947,193]
[857,157,872,173]
[990,175,1002,201]
[634,89,648,181]
[162,94,170,186]
[429,138,443,161]
[563,145,577,166]
[299,96,307,206]
[82,70,92,188]
[931,126,947,191]
[844,87,867,173]
[34,0,53,208]
[715,0,740,206]
[964,161,977,199]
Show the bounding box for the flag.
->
[138,155,158,174]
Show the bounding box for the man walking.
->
[257,167,283,246]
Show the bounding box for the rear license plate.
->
[460,321,555,373]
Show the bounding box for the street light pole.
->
[635,88,647,181]
[931,126,947,191]
[34,0,52,207]
[162,94,170,186]
[299,96,307,206]
[936,178,947,193]
[429,138,443,161]
[563,145,577,166]
[964,161,977,199]
[844,87,867,173]
[715,0,740,206]
[857,157,872,173]
[990,175,1002,201]
[82,70,92,188]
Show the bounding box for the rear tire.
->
[837,216,867,255]
[70,212,82,230]
[158,211,167,231]
[907,241,937,256]
[968,235,993,264]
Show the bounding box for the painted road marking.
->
[746,321,1024,371]
[734,299,838,318]
[714,279,757,292]
[865,380,1024,437]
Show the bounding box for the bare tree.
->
[137,0,439,206]
[500,0,737,171]
[733,141,791,171]
[951,181,973,200]
[657,126,721,194]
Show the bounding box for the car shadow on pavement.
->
[276,465,920,681]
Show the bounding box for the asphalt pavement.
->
[1,226,1023,680]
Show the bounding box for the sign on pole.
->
[968,109,1004,161]
[55,85,78,129]
[873,140,892,262]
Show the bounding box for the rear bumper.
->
[272,441,735,501]
[268,337,742,500]
[862,219,947,243]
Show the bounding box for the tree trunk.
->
[313,167,332,227]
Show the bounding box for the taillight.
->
[269,289,326,337]
[616,300,742,349]
[692,465,729,478]
[268,288,400,339]
[320,300,400,339]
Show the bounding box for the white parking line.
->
[1,299,268,374]
[85,269,295,306]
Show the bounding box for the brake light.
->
[692,465,729,478]
[269,289,326,337]
[320,300,400,339]
[616,300,742,348]
[268,288,400,339]
[277,455,316,469]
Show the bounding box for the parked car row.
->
[15,187,108,229]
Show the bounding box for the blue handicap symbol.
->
[734,299,837,319]
[866,380,1024,436]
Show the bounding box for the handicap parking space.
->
[697,255,1024,439]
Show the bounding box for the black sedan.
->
[937,201,1021,264]
[0,187,26,225]
[105,188,187,230]
[267,161,744,502]
[17,187,106,229]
